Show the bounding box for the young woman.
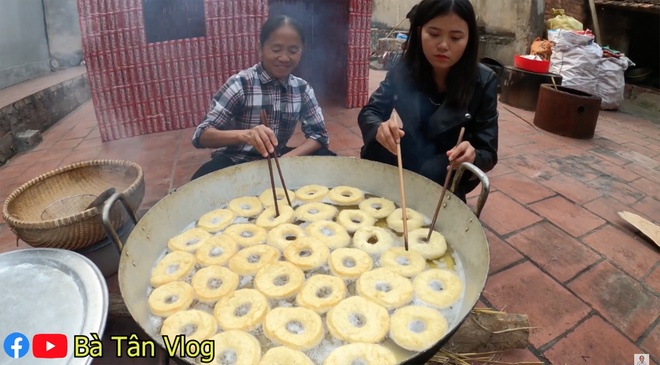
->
[191,15,336,181]
[358,0,498,203]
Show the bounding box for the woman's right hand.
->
[376,118,405,155]
[242,125,278,157]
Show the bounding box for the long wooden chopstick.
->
[259,110,292,215]
[392,113,409,251]
[427,127,466,241]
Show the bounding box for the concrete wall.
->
[545,0,588,24]
[372,0,419,29]
[43,0,84,67]
[0,0,52,90]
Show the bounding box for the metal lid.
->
[0,248,108,365]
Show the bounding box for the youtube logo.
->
[32,334,67,358]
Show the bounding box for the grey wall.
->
[43,0,84,66]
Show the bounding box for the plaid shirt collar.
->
[256,62,291,88]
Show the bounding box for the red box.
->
[514,55,550,74]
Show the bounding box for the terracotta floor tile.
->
[496,145,519,159]
[487,163,514,177]
[641,322,660,361]
[582,225,658,279]
[626,163,660,183]
[52,137,84,151]
[584,196,646,230]
[4,149,51,167]
[586,176,646,205]
[329,133,364,151]
[485,228,524,273]
[61,126,93,141]
[538,173,601,205]
[568,261,660,340]
[630,177,660,198]
[595,159,642,183]
[483,261,591,347]
[479,191,543,236]
[632,197,660,225]
[545,155,602,182]
[140,179,172,210]
[57,147,102,167]
[177,149,210,167]
[500,155,559,180]
[0,164,29,182]
[507,222,601,282]
[622,141,660,158]
[141,160,175,183]
[618,150,660,170]
[588,146,633,166]
[347,125,362,136]
[490,172,556,204]
[543,316,644,364]
[529,196,606,238]
[645,265,660,295]
[75,137,104,150]
[16,159,66,184]
[172,164,199,189]
[324,121,352,135]
[499,132,534,148]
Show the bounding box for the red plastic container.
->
[514,55,551,74]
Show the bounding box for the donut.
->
[328,186,364,205]
[413,269,463,309]
[191,266,239,303]
[326,296,390,344]
[209,330,262,365]
[337,210,377,233]
[259,188,295,207]
[283,237,330,271]
[259,347,314,365]
[328,248,373,280]
[150,251,196,287]
[389,305,448,351]
[358,197,396,219]
[305,221,351,249]
[228,245,280,276]
[386,208,425,233]
[263,307,324,351]
[254,262,305,300]
[160,310,217,342]
[167,228,211,253]
[195,235,238,267]
[214,289,270,331]
[197,209,236,232]
[295,203,338,222]
[323,343,397,365]
[256,205,295,230]
[296,274,346,314]
[148,281,194,317]
[267,223,306,251]
[380,247,427,277]
[356,268,414,310]
[295,184,330,203]
[228,196,264,217]
[352,226,395,256]
[408,228,448,259]
[223,224,268,247]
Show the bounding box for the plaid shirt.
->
[192,62,330,163]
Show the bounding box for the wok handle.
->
[450,162,490,218]
[102,192,139,253]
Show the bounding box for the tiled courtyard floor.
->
[0,70,658,364]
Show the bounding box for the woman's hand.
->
[242,125,278,157]
[447,141,476,169]
[376,118,405,155]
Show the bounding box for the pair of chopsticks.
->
[260,110,291,217]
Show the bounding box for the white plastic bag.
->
[594,56,632,110]
[548,30,603,95]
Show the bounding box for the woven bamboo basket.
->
[2,160,145,251]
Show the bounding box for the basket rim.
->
[2,159,144,230]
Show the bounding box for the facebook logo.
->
[3,333,29,359]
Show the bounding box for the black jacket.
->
[357,63,499,185]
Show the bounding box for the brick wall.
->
[545,0,588,24]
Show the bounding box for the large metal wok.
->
[102,156,491,365]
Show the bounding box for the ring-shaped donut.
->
[413,269,463,309]
[195,235,238,267]
[328,248,373,280]
[305,221,351,249]
[295,184,330,203]
[223,224,268,247]
[197,209,236,232]
[150,251,196,287]
[328,186,365,206]
[295,202,338,222]
[214,289,270,331]
[228,196,264,217]
[380,247,427,277]
[263,307,324,351]
[283,237,330,271]
[259,347,314,365]
[408,228,448,259]
[259,188,295,207]
[228,245,280,276]
[256,205,295,230]
[209,330,262,365]
[358,197,396,219]
[167,228,211,253]
[323,343,397,365]
[389,305,449,351]
[356,268,414,310]
[191,266,240,303]
[386,208,425,233]
[352,226,395,256]
[254,261,305,300]
[148,281,194,317]
[296,274,346,314]
[267,223,306,251]
[160,309,217,342]
[326,296,390,344]
[337,210,377,233]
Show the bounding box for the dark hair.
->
[406,5,418,20]
[259,15,305,47]
[402,0,479,109]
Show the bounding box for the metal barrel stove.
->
[533,84,603,139]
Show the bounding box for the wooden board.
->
[618,211,660,248]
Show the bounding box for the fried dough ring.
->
[389,305,448,351]
[323,343,397,365]
[356,268,414,310]
[283,237,330,271]
[223,223,268,247]
[259,188,295,207]
[408,228,448,259]
[358,197,397,219]
[337,210,377,233]
[150,251,196,287]
[160,309,217,342]
[328,186,364,205]
[267,223,306,251]
[197,209,236,232]
[328,248,373,280]
[259,347,314,365]
[380,247,427,277]
[228,196,264,217]
[256,205,295,230]
[413,269,463,309]
[228,245,280,276]
[148,281,194,317]
[214,289,270,331]
[352,226,395,256]
[195,235,238,267]
[326,296,390,344]
[191,266,239,303]
[305,220,351,249]
[296,274,346,314]
[263,307,324,351]
[386,208,425,233]
[254,261,305,299]
[167,228,211,253]
[295,184,330,203]
[295,202,338,222]
[209,330,262,365]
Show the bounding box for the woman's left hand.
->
[446,141,476,169]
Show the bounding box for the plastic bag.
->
[548,29,603,95]
[530,37,556,61]
[546,9,583,31]
[594,56,633,110]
